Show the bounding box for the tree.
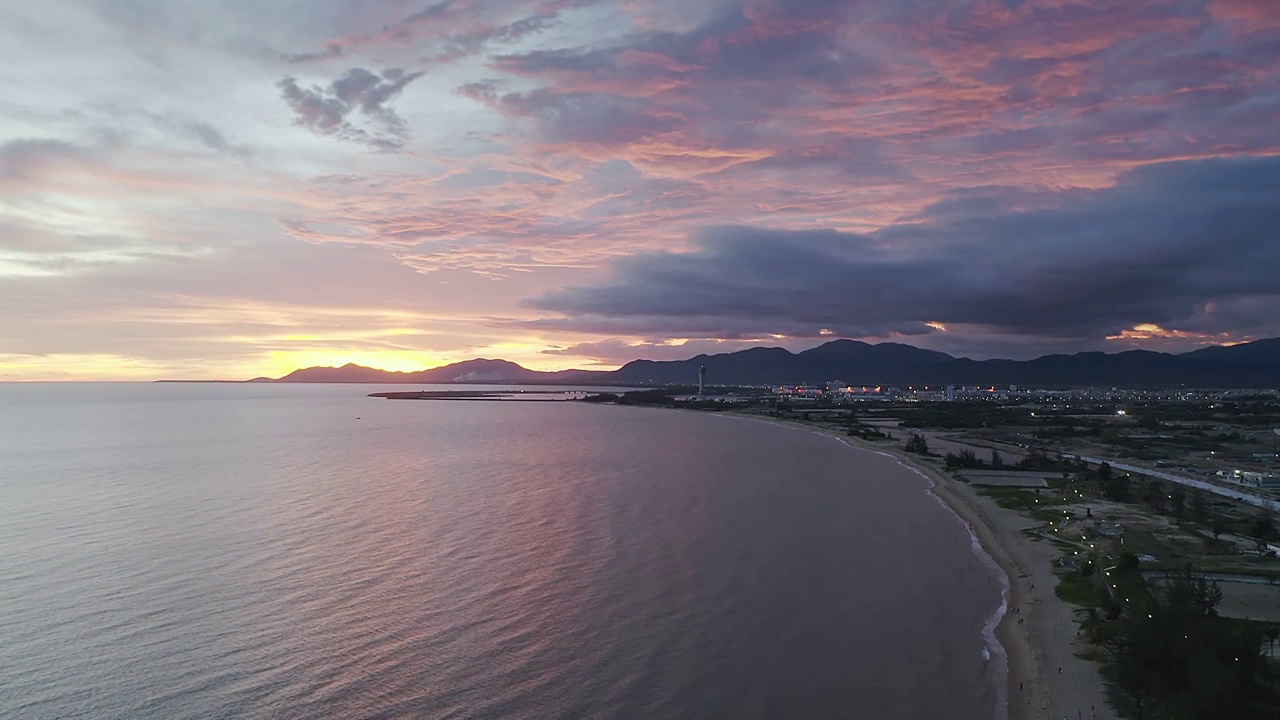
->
[1093,567,1274,719]
[1017,448,1063,470]
[990,449,1004,468]
[1102,472,1132,503]
[1169,484,1186,524]
[944,448,982,469]
[1191,489,1208,524]
[1250,512,1278,543]
[1143,479,1167,513]
[1211,516,1228,540]
[904,433,930,455]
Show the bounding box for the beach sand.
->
[751,416,1117,720]
[932,468,1117,720]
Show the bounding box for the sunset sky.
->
[2,0,1278,380]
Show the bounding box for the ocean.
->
[0,383,1006,719]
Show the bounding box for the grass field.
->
[1056,570,1101,607]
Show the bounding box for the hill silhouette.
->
[249,337,1280,388]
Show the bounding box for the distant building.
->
[946,385,955,401]
[1227,469,1280,489]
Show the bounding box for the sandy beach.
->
[748,415,1117,720]
[926,461,1117,720]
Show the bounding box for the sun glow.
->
[1105,324,1250,347]
[0,353,174,381]
[261,350,448,377]
[1107,324,1213,342]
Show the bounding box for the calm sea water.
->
[0,383,1005,719]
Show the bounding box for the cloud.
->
[5,0,1280,379]
[0,139,93,182]
[289,1,565,67]
[474,0,1280,187]
[527,156,1280,344]
[277,67,425,150]
[274,0,1280,280]
[540,336,821,364]
[282,43,343,64]
[182,120,253,158]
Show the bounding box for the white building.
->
[1222,469,1280,489]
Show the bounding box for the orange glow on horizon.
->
[1105,323,1246,346]
[261,350,450,377]
[0,340,627,382]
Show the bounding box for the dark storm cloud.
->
[277,67,425,150]
[528,156,1280,341]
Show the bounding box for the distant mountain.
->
[1181,337,1280,370]
[271,359,606,385]
[606,338,1280,387]
[252,337,1280,388]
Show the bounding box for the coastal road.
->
[1064,455,1280,513]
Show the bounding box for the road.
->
[1063,455,1280,513]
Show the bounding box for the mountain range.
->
[251,337,1280,388]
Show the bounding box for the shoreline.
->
[711,411,1111,720]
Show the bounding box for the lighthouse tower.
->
[698,365,707,396]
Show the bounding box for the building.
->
[1226,469,1280,489]
[946,385,955,401]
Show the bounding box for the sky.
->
[1,0,1278,380]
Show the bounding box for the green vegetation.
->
[1057,566,1102,607]
[1252,512,1279,543]
[903,433,930,454]
[1085,569,1280,719]
[1019,448,1086,472]
[845,419,890,440]
[1122,530,1181,566]
[944,447,983,468]
[978,487,1045,509]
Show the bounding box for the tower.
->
[698,365,707,395]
